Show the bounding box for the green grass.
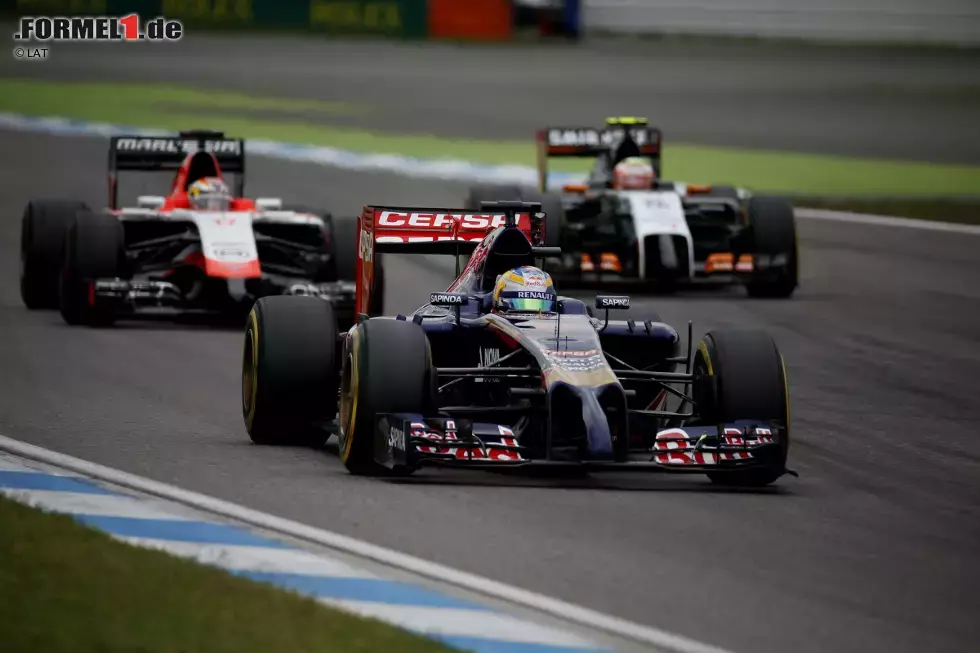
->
[0,494,460,653]
[2,78,980,196]
[793,196,980,224]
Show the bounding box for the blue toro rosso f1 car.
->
[241,201,794,486]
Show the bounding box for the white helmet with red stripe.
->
[612,157,655,190]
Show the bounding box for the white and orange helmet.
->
[612,157,655,190]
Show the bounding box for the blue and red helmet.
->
[492,266,557,314]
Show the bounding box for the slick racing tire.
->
[282,204,335,282]
[331,215,384,315]
[20,199,90,309]
[693,328,790,487]
[331,215,359,282]
[745,196,798,298]
[243,296,339,446]
[464,185,565,279]
[465,184,565,246]
[464,184,523,211]
[58,211,125,327]
[337,318,433,476]
[519,189,565,249]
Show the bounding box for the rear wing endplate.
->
[535,118,662,192]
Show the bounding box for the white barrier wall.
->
[583,0,980,45]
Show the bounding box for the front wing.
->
[374,414,785,475]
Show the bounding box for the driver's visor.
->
[194,196,230,211]
[502,297,555,313]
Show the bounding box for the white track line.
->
[795,208,980,235]
[320,599,601,646]
[117,537,379,578]
[0,452,78,474]
[0,488,196,520]
[0,433,734,653]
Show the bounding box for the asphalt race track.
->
[2,129,980,653]
[3,31,980,653]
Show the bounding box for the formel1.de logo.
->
[14,14,183,42]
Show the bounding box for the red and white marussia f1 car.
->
[19,130,378,327]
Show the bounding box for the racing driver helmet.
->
[612,156,655,190]
[187,176,232,211]
[492,266,558,315]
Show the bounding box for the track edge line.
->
[0,433,735,653]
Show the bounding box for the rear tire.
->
[282,204,334,281]
[744,196,798,298]
[518,188,565,248]
[331,215,359,282]
[20,200,90,309]
[465,184,565,249]
[693,328,790,486]
[337,318,433,475]
[58,212,125,326]
[464,184,522,211]
[243,296,339,446]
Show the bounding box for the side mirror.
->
[595,295,630,333]
[430,292,468,322]
[255,197,282,211]
[429,292,468,307]
[595,295,630,310]
[136,195,165,209]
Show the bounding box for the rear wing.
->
[107,130,245,207]
[353,202,548,316]
[535,118,663,191]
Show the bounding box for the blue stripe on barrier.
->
[0,471,119,495]
[73,515,293,548]
[238,571,490,610]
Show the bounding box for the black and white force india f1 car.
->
[19,130,379,328]
[241,200,794,487]
[463,117,798,298]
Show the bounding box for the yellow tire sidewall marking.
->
[698,340,714,375]
[339,328,361,462]
[245,307,259,429]
[780,352,790,434]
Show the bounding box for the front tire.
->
[464,184,565,249]
[744,196,798,298]
[20,200,90,309]
[59,211,125,326]
[693,328,790,486]
[243,296,339,446]
[337,318,433,475]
